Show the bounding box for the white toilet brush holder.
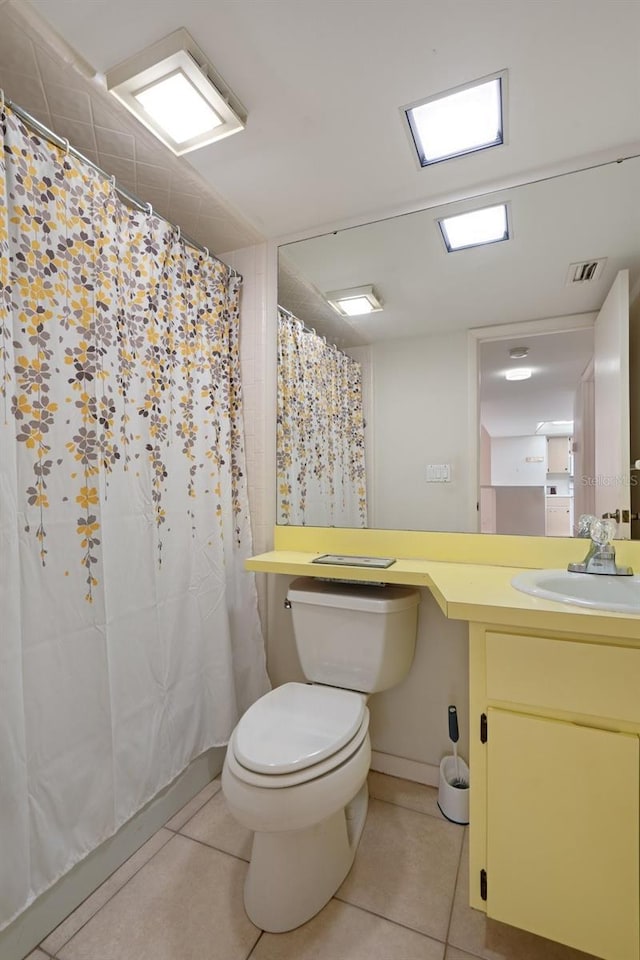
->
[438,705,469,824]
[438,755,470,824]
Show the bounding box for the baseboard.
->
[370,750,440,788]
[0,746,225,960]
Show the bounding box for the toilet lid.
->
[233,682,366,775]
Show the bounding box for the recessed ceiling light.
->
[106,28,246,155]
[505,368,532,381]
[509,346,529,359]
[438,204,509,252]
[134,72,224,144]
[326,285,383,317]
[403,72,505,167]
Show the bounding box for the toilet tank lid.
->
[288,577,420,613]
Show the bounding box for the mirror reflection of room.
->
[278,159,640,537]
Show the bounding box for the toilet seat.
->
[234,682,366,775]
[228,683,369,789]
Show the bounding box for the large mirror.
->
[277,157,640,536]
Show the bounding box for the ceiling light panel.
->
[438,203,510,252]
[134,72,223,144]
[106,29,246,155]
[404,72,506,167]
[325,285,383,317]
[505,368,532,381]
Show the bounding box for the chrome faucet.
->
[568,516,633,576]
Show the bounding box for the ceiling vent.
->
[566,258,607,285]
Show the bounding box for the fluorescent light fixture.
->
[106,29,246,155]
[536,420,574,435]
[438,203,509,252]
[505,368,532,381]
[404,72,505,167]
[326,285,383,317]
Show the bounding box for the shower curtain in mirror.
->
[0,106,269,929]
[277,310,367,526]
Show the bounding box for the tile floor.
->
[26,772,598,960]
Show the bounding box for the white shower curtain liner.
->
[0,105,269,930]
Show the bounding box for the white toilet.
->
[222,576,420,932]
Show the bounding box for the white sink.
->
[511,569,640,614]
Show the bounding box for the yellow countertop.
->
[246,548,640,642]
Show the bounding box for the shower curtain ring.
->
[62,138,70,156]
[0,89,5,114]
[175,225,181,241]
[203,246,209,259]
[146,202,153,216]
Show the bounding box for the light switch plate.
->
[426,463,451,482]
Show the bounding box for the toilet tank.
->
[287,577,420,694]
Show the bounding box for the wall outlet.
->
[426,463,451,482]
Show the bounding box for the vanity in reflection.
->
[247,528,640,960]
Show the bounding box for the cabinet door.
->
[486,708,639,960]
[545,496,571,536]
[546,436,571,473]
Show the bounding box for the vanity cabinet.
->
[469,625,640,960]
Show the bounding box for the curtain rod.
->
[0,92,242,280]
[278,304,315,336]
[277,304,351,357]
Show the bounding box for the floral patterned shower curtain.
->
[0,106,269,929]
[277,310,367,526]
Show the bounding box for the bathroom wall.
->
[367,331,474,532]
[267,575,469,785]
[491,435,547,485]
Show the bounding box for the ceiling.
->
[479,328,594,438]
[3,0,639,244]
[0,0,264,255]
[1,0,639,442]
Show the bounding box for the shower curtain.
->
[277,310,367,526]
[0,106,269,929]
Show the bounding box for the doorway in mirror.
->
[478,326,590,537]
[478,269,633,538]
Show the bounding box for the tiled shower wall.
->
[223,243,274,629]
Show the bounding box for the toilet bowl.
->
[222,578,420,932]
[222,682,371,932]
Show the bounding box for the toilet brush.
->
[448,705,468,789]
[438,705,469,824]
